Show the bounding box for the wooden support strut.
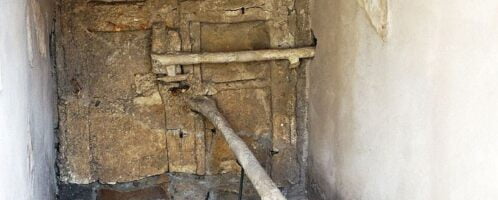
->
[151,47,315,68]
[187,96,287,200]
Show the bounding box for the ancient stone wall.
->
[57,0,313,193]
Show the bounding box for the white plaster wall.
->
[309,0,498,199]
[0,0,56,199]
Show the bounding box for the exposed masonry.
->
[56,0,314,198]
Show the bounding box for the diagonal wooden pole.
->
[187,96,287,200]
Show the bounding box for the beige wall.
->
[309,0,498,199]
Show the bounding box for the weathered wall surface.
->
[309,0,498,199]
[57,0,313,195]
[0,0,56,199]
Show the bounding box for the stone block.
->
[91,109,168,183]
[200,21,271,83]
[85,0,178,32]
[98,186,168,200]
[159,82,206,175]
[206,89,273,174]
[270,61,299,186]
[58,99,94,184]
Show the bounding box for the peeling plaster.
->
[357,0,389,40]
[27,0,48,67]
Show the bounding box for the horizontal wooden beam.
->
[151,47,315,68]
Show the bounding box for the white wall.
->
[309,0,498,199]
[0,0,56,199]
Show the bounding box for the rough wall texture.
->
[309,0,498,199]
[0,0,57,199]
[57,0,313,194]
